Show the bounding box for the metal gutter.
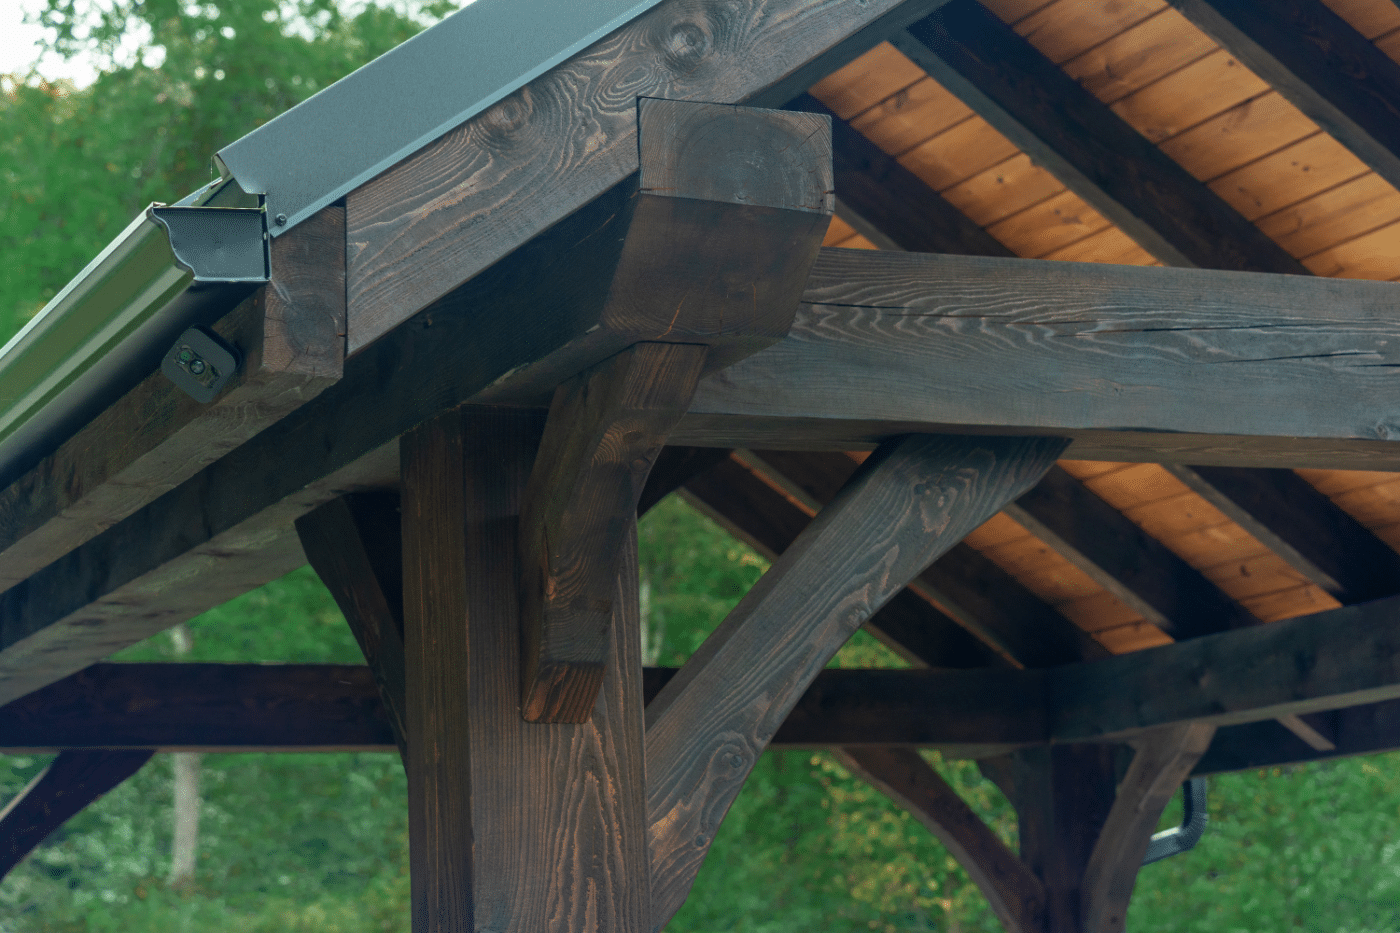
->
[0,203,266,487]
[0,0,680,489]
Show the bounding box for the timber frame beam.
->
[516,97,832,722]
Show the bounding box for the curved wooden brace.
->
[1081,723,1217,933]
[645,433,1068,928]
[838,746,1045,933]
[0,750,154,880]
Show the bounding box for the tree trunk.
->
[167,623,200,889]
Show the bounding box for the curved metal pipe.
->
[1142,777,1207,865]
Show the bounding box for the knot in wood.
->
[480,88,533,141]
[658,17,711,74]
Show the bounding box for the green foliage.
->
[1,0,447,340]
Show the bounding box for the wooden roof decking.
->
[796,0,1400,656]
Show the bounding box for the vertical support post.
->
[401,408,649,933]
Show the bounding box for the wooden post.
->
[401,408,649,933]
[978,724,1215,933]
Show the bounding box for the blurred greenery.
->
[5,2,1400,931]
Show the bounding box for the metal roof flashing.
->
[215,0,667,236]
[0,204,267,488]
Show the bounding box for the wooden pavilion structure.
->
[3,0,1400,929]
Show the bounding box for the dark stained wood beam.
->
[980,725,1213,933]
[1169,0,1400,192]
[1006,467,1257,640]
[519,97,832,722]
[0,750,154,880]
[0,205,344,593]
[682,453,1007,670]
[646,434,1066,926]
[1079,724,1215,932]
[402,408,648,932]
[296,493,409,762]
[344,0,945,354]
[1163,465,1400,603]
[978,744,1119,933]
[890,0,1307,274]
[837,747,1045,933]
[8,658,1400,769]
[1053,592,1400,741]
[749,450,1104,666]
[786,93,1014,257]
[683,249,1400,468]
[1195,698,1400,775]
[522,343,708,722]
[0,664,1044,757]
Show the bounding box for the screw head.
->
[177,348,193,364]
[274,213,288,226]
[189,359,207,375]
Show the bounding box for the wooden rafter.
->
[1005,466,1257,640]
[343,0,945,354]
[0,204,344,593]
[1169,0,1400,192]
[1163,465,1400,603]
[787,92,1014,257]
[889,0,1307,274]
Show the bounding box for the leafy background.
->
[4,2,1400,930]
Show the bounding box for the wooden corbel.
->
[519,97,834,723]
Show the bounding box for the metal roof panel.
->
[216,0,666,234]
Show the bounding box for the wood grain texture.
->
[837,747,1045,933]
[400,410,475,933]
[403,408,648,933]
[0,205,344,592]
[0,664,1039,756]
[1080,724,1215,933]
[1006,467,1259,639]
[892,0,1308,274]
[296,493,408,761]
[681,453,1005,669]
[749,450,1103,666]
[0,437,395,707]
[681,249,1400,468]
[646,434,1066,927]
[0,750,153,880]
[0,663,397,753]
[345,0,907,353]
[522,343,706,722]
[1051,592,1400,741]
[1168,0,1400,192]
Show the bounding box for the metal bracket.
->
[1142,777,1208,865]
[161,327,240,403]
